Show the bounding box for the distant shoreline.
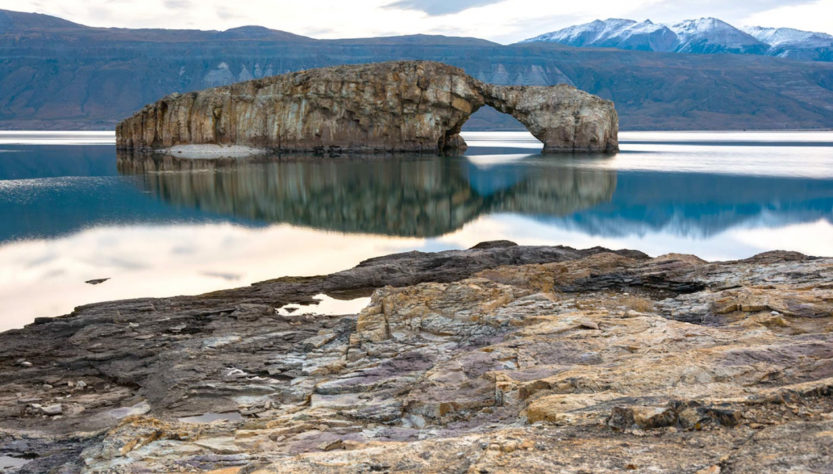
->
[3,129,832,149]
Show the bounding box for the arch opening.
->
[453,104,545,154]
[461,105,528,133]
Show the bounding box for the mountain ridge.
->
[1,9,833,131]
[522,17,833,62]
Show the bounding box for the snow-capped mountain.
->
[744,26,833,61]
[528,18,679,52]
[522,17,832,61]
[533,18,628,47]
[670,18,767,54]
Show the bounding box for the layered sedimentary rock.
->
[116,61,619,154]
[1,243,832,472]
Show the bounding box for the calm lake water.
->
[1,130,832,330]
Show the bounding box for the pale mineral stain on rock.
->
[0,244,831,471]
[0,455,31,471]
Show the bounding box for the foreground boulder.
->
[1,243,832,472]
[116,61,619,154]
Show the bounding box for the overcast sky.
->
[4,0,832,43]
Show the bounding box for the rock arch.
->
[116,61,618,155]
[478,83,618,153]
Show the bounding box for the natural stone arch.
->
[116,61,618,155]
[478,83,619,153]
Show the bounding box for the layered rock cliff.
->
[7,9,833,132]
[116,61,619,154]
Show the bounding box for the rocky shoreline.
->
[1,242,831,472]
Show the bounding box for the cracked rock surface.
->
[1,242,832,472]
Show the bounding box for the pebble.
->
[40,404,63,416]
[578,319,600,330]
[408,414,426,429]
[168,324,187,333]
[319,440,344,451]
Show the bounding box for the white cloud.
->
[740,0,833,33]
[6,0,829,44]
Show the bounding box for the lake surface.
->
[1,130,832,330]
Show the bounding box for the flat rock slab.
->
[0,243,831,472]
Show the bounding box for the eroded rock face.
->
[1,244,832,472]
[115,61,619,154]
[482,83,619,153]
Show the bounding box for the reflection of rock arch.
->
[116,151,617,237]
[116,62,618,155]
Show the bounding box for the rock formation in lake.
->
[116,61,619,154]
[1,243,832,472]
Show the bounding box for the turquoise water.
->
[1,130,832,329]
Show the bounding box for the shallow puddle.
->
[276,293,371,317]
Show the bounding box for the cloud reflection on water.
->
[2,215,833,331]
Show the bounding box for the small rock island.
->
[116,61,618,155]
